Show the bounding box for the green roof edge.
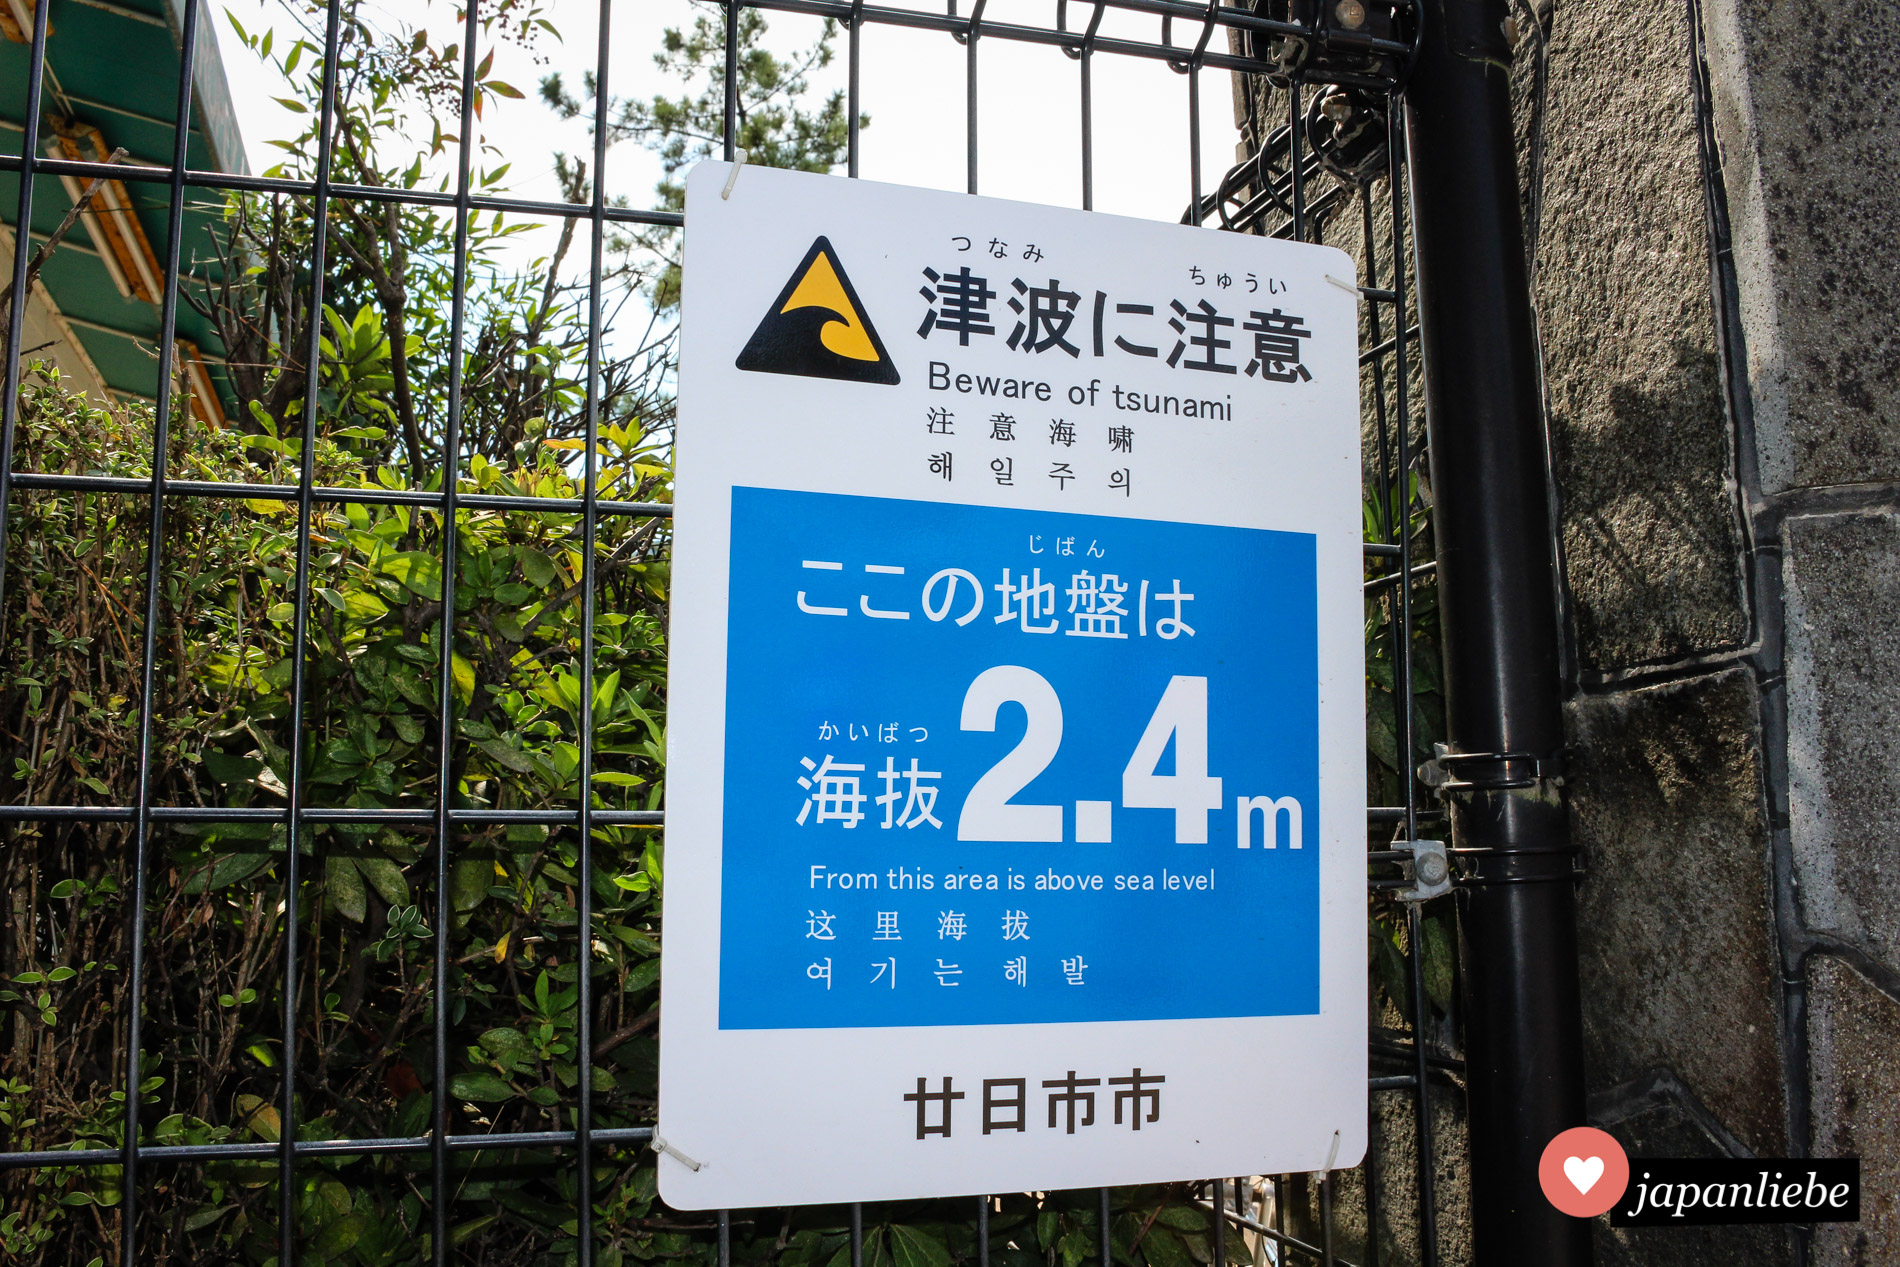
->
[164,0,248,176]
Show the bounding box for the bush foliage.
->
[0,2,1261,1264]
[1,1,1453,1262]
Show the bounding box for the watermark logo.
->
[1538,1129,1861,1226]
[1611,1159,1860,1226]
[1537,1126,1630,1218]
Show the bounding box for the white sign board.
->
[659,163,1365,1209]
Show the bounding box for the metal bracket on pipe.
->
[1391,839,1452,902]
[1417,741,1564,797]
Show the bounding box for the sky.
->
[212,0,1244,326]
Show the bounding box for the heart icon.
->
[1540,1127,1627,1216]
[1563,1155,1605,1195]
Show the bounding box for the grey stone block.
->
[1389,1076,1470,1267]
[1567,667,1786,1156]
[1702,0,1900,493]
[1524,0,1749,671]
[1807,955,1900,1265]
[1783,512,1900,971]
[1591,1101,1792,1265]
[1262,1048,1468,1265]
[1319,1074,1472,1267]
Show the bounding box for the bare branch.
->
[0,148,129,350]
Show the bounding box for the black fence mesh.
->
[0,2,1449,1264]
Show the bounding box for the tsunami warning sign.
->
[657,163,1367,1209]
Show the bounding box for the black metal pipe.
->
[1401,0,1589,1263]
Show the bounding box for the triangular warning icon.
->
[735,236,900,385]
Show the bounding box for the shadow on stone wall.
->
[1552,340,1750,675]
[1567,667,1786,1157]
[1515,0,1751,675]
[1592,1098,1792,1265]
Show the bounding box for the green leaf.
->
[201,749,263,785]
[624,959,661,994]
[448,1071,515,1102]
[355,854,409,907]
[890,1225,953,1267]
[1423,911,1455,1012]
[450,857,491,914]
[382,551,443,600]
[182,851,272,895]
[343,587,390,621]
[314,1212,367,1255]
[451,654,475,704]
[235,1093,282,1141]
[518,548,557,589]
[1365,683,1400,774]
[452,1213,501,1245]
[325,854,368,923]
[1371,923,1410,1021]
[1142,1227,1194,1267]
[476,738,535,773]
[1153,1204,1208,1233]
[477,1027,534,1070]
[593,668,621,719]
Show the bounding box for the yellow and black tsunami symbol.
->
[735,236,900,385]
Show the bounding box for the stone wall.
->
[1232,0,1900,1261]
[1526,0,1900,1262]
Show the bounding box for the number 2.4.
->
[955,668,1294,846]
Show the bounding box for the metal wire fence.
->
[0,0,1450,1263]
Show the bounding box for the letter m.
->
[1236,796,1302,849]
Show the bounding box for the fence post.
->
[1401,0,1591,1262]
